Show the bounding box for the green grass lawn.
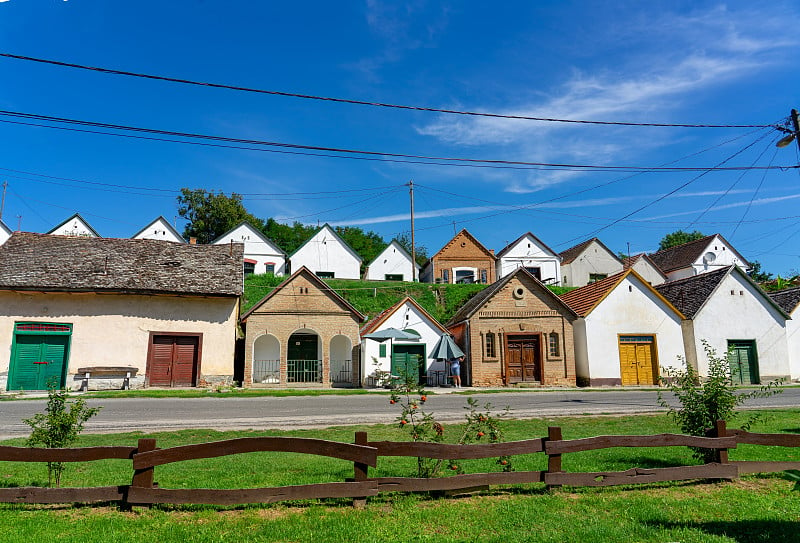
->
[1,410,799,542]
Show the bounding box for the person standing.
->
[450,355,463,388]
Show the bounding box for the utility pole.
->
[15,214,22,232]
[777,109,800,151]
[407,180,416,282]
[0,180,7,221]
[792,109,800,154]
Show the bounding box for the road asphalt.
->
[1,387,799,440]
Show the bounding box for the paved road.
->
[2,388,799,439]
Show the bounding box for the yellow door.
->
[618,336,657,385]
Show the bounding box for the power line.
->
[0,110,795,173]
[0,52,776,129]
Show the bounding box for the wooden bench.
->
[77,367,138,391]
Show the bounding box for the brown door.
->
[149,335,199,387]
[505,334,541,384]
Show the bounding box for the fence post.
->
[546,426,562,490]
[125,438,157,510]
[353,431,369,508]
[713,419,729,465]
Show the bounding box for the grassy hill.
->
[243,274,574,325]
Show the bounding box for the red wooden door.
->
[149,335,199,387]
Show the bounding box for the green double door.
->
[391,344,426,384]
[728,340,759,385]
[8,333,70,391]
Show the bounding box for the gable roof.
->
[431,229,496,262]
[131,216,186,243]
[46,213,101,237]
[240,266,365,323]
[0,220,10,235]
[447,267,577,326]
[769,286,800,315]
[648,234,750,273]
[212,221,286,255]
[289,223,362,262]
[496,232,559,259]
[655,265,787,319]
[559,237,617,265]
[0,232,243,296]
[559,269,684,318]
[368,239,420,270]
[360,296,447,336]
[623,252,668,278]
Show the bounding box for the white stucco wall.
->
[362,301,446,382]
[291,226,361,279]
[0,291,239,384]
[0,224,10,246]
[787,307,800,381]
[562,241,623,287]
[133,218,185,243]
[631,259,666,286]
[49,217,97,237]
[665,237,748,281]
[497,235,560,284]
[576,275,684,384]
[367,241,419,281]
[214,224,286,275]
[688,272,790,381]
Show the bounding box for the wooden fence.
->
[1,420,799,508]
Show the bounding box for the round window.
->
[512,287,525,299]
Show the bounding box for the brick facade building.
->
[240,267,365,388]
[420,229,496,284]
[447,268,577,387]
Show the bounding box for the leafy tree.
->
[657,341,782,463]
[24,379,102,487]
[177,188,263,244]
[396,233,429,266]
[658,230,706,251]
[335,226,387,268]
[262,218,316,255]
[748,260,773,283]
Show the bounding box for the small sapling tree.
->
[658,341,782,463]
[24,379,102,487]
[450,397,514,473]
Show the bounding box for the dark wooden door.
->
[149,335,199,387]
[505,335,541,384]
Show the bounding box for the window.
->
[548,332,560,357]
[525,267,542,280]
[455,269,475,283]
[316,271,335,279]
[265,263,275,274]
[442,269,450,282]
[243,262,256,276]
[589,273,607,283]
[385,274,403,281]
[379,344,387,357]
[480,269,488,283]
[485,332,496,358]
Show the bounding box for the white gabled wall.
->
[0,223,10,246]
[133,217,185,243]
[690,272,789,381]
[497,234,560,283]
[362,301,446,382]
[787,306,800,381]
[214,223,286,275]
[578,275,684,384]
[630,259,666,286]
[291,225,361,279]
[562,240,623,287]
[49,216,97,238]
[367,241,419,281]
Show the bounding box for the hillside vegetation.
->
[242,274,574,325]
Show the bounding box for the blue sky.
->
[1,1,799,275]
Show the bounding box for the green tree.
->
[335,226,387,267]
[177,188,263,244]
[658,230,706,251]
[748,260,773,283]
[396,233,429,266]
[262,218,316,255]
[24,380,101,487]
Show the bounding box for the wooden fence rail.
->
[1,421,799,507]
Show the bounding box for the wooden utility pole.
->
[408,180,417,282]
[0,180,7,221]
[792,109,800,153]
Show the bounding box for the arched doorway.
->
[253,334,280,384]
[287,330,321,383]
[330,335,353,387]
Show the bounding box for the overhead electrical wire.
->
[0,52,776,129]
[0,110,794,173]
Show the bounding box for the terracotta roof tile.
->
[559,271,627,316]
